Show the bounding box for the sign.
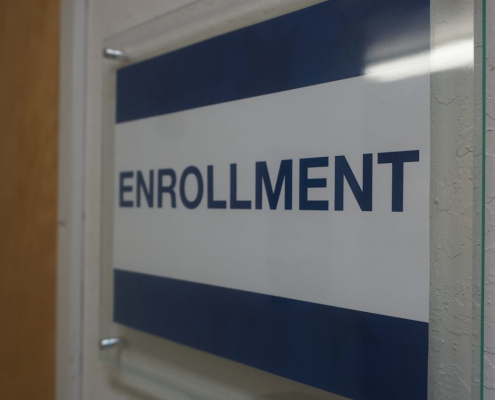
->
[111,1,430,398]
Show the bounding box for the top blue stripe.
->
[116,0,429,123]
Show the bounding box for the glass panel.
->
[99,1,486,399]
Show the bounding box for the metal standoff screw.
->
[99,337,122,349]
[103,48,128,61]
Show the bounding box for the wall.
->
[429,1,479,398]
[70,0,490,399]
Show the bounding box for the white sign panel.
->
[110,1,430,398]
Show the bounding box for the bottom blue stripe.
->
[114,269,428,399]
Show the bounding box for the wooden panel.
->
[0,0,59,399]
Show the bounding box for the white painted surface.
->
[56,0,86,399]
[55,0,492,399]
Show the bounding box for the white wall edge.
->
[56,0,87,399]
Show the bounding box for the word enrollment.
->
[119,150,419,213]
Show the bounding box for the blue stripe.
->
[114,269,428,399]
[116,0,429,123]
